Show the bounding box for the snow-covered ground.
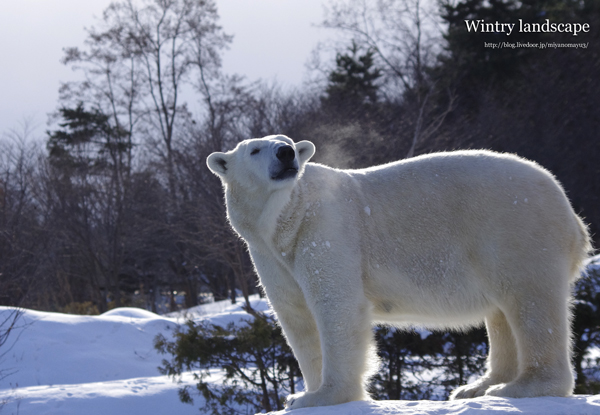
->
[0,295,599,414]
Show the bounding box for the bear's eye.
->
[250,148,260,155]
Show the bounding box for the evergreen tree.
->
[573,260,600,394]
[45,103,133,310]
[155,312,299,414]
[439,0,592,94]
[47,103,130,174]
[322,41,382,118]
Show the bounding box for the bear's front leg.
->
[268,289,323,393]
[250,248,324,393]
[286,277,378,410]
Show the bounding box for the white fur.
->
[207,135,592,409]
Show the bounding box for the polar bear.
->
[207,135,591,409]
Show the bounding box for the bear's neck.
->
[225,180,302,247]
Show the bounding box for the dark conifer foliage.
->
[47,103,131,172]
[439,0,595,104]
[155,313,299,414]
[322,42,382,117]
[573,262,600,394]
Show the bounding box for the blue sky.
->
[0,0,328,138]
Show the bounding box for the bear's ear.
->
[296,141,316,164]
[207,152,230,177]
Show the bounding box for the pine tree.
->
[322,41,382,118]
[439,0,590,89]
[46,103,133,310]
[155,312,299,414]
[47,103,130,174]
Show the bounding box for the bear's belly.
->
[364,266,495,328]
[370,300,495,328]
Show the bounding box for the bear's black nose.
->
[276,145,295,163]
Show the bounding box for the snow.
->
[0,305,200,415]
[101,307,162,319]
[586,253,600,272]
[1,296,600,415]
[271,396,600,414]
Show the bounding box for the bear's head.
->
[206,135,315,192]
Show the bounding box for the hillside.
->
[0,296,599,414]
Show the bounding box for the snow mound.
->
[101,307,162,319]
[586,253,600,272]
[167,294,271,319]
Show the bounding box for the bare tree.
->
[56,0,236,311]
[322,0,442,92]
[0,122,47,307]
[0,308,23,382]
[171,78,258,306]
[321,0,454,157]
[61,0,232,204]
[0,124,39,381]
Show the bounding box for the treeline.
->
[1,0,599,397]
[1,0,293,312]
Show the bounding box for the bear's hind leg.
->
[485,289,574,398]
[451,308,518,399]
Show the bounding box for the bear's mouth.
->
[271,167,298,180]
